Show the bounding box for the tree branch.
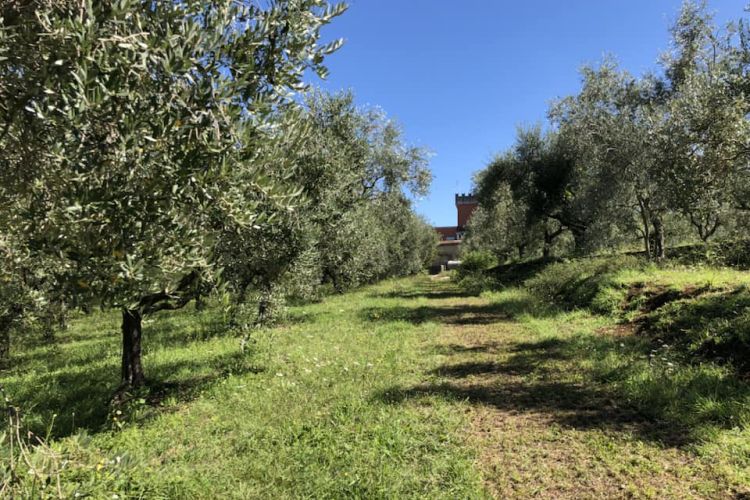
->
[137,270,201,315]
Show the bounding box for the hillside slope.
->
[2,267,749,498]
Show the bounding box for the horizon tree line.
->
[467,1,750,262]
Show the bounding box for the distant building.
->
[433,193,478,267]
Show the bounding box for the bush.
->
[639,286,750,373]
[524,255,644,313]
[457,251,498,276]
[454,251,499,295]
[667,239,750,269]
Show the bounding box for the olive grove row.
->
[467,2,750,262]
[0,1,436,386]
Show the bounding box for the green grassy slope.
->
[3,262,750,498]
[1,280,484,498]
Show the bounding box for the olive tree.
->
[0,0,345,386]
[550,62,674,258]
[465,182,543,260]
[653,72,750,241]
[472,1,750,262]
[214,91,435,325]
[653,3,750,241]
[297,92,433,291]
[473,126,597,257]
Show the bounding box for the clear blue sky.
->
[316,0,746,227]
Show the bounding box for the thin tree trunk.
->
[637,197,651,258]
[0,324,10,370]
[42,322,55,343]
[42,301,65,342]
[517,243,527,260]
[121,309,145,388]
[651,216,666,260]
[255,284,272,328]
[58,303,68,330]
[229,280,251,328]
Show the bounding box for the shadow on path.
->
[378,331,692,448]
[360,293,556,326]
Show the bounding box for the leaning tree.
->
[0,0,345,386]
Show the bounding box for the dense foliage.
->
[0,1,435,385]
[467,2,750,262]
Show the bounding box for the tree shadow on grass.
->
[361,296,555,327]
[0,317,260,438]
[432,339,573,379]
[378,379,688,446]
[374,334,744,448]
[374,287,474,300]
[361,303,507,326]
[3,338,262,440]
[9,308,239,374]
[432,342,507,355]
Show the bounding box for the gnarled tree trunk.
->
[121,309,145,388]
[689,212,721,242]
[543,226,564,259]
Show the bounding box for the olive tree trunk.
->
[651,216,666,260]
[121,309,145,387]
[0,324,10,370]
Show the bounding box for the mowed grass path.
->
[3,274,748,497]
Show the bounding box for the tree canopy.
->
[468,1,750,262]
[0,1,436,386]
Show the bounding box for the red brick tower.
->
[455,193,478,230]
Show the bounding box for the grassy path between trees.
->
[397,277,744,498]
[3,274,749,497]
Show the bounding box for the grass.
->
[2,280,484,498]
[2,262,750,498]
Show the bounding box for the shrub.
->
[668,239,750,269]
[639,286,750,373]
[455,251,499,295]
[457,251,498,276]
[524,255,644,313]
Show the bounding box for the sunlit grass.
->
[2,266,749,497]
[1,279,484,498]
[614,265,750,289]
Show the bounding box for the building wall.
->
[432,194,479,267]
[434,226,458,241]
[455,193,478,229]
[434,242,461,266]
